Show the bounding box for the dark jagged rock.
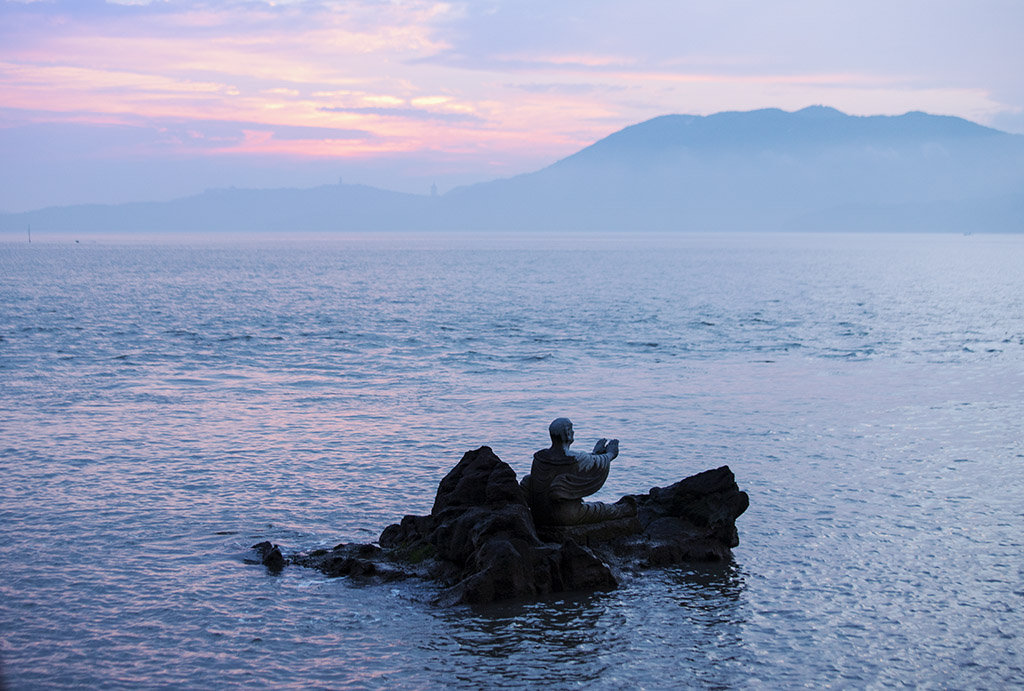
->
[248,541,285,573]
[286,446,748,605]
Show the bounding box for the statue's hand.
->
[606,439,620,458]
[593,438,608,454]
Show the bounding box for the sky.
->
[1,0,1022,212]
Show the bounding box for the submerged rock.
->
[288,446,748,605]
[248,540,285,573]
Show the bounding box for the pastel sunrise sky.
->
[1,0,1021,212]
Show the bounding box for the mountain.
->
[442,106,1024,232]
[1,183,434,234]
[3,107,1023,234]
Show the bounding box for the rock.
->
[284,447,748,605]
[622,465,752,564]
[555,540,618,591]
[304,543,409,581]
[249,541,285,573]
[431,446,527,513]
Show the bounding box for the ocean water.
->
[1,231,1022,689]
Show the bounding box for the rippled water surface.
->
[2,232,1023,689]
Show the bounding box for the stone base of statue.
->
[535,515,641,546]
[275,446,748,605]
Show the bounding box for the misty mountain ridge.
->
[555,106,1004,162]
[4,106,1022,233]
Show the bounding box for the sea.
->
[1,231,1022,689]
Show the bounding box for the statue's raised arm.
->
[519,418,636,526]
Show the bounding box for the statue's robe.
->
[521,448,634,526]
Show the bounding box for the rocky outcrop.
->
[282,446,748,605]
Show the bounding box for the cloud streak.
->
[318,106,483,124]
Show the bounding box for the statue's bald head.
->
[549,417,574,446]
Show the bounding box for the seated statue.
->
[520,417,637,526]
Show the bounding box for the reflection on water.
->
[422,562,749,689]
[2,233,1023,688]
[431,590,626,687]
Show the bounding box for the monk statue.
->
[520,417,637,526]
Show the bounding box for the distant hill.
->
[442,106,1024,232]
[1,183,434,234]
[3,107,1022,234]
